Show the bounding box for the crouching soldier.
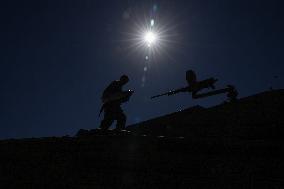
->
[99,75,133,132]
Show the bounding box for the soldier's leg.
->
[99,119,113,130]
[116,112,127,131]
[99,112,114,131]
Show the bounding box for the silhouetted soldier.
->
[151,70,238,101]
[99,75,133,132]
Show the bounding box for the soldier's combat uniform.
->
[99,75,129,131]
[185,70,237,101]
[186,70,215,98]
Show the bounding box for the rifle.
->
[151,86,192,99]
[151,84,238,102]
[151,77,218,99]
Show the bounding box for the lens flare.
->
[121,12,178,60]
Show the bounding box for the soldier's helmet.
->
[186,70,197,84]
[120,75,129,84]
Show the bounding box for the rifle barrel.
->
[151,93,168,99]
[151,87,189,99]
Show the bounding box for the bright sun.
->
[144,31,157,46]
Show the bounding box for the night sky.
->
[0,0,283,139]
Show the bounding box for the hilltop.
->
[127,89,283,139]
[0,89,283,188]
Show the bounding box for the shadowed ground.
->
[0,89,283,188]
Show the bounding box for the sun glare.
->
[123,13,177,87]
[144,31,157,46]
[123,15,176,56]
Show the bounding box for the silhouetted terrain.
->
[128,89,283,139]
[0,89,283,188]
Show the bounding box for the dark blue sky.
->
[0,0,283,139]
